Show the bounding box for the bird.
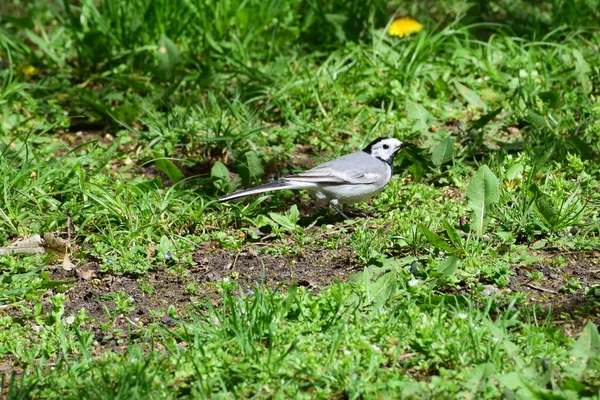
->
[219,138,410,218]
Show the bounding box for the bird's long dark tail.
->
[218,180,293,202]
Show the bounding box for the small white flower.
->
[492,337,499,342]
[408,279,419,287]
[371,344,381,352]
[65,316,75,325]
[458,313,468,319]
[343,349,351,356]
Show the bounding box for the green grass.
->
[2,0,600,398]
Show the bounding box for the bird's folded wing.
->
[284,166,378,185]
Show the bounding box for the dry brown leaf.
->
[146,244,156,259]
[43,233,68,253]
[77,268,96,280]
[62,253,75,271]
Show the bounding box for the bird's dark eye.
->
[383,144,389,149]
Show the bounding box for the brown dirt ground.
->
[50,246,360,329]
[45,246,600,333]
[508,250,600,334]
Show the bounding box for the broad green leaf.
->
[254,215,277,230]
[484,319,523,367]
[465,363,496,392]
[155,158,184,183]
[529,184,559,229]
[505,163,524,181]
[568,134,593,159]
[288,205,300,224]
[443,219,462,251]
[526,112,547,130]
[467,165,500,236]
[539,90,560,108]
[158,35,181,79]
[408,160,425,182]
[431,137,454,166]
[211,161,229,180]
[496,372,525,391]
[436,256,458,277]
[348,266,372,284]
[367,271,397,310]
[268,212,296,231]
[471,107,503,130]
[417,224,456,254]
[454,82,484,108]
[573,49,591,95]
[239,151,264,187]
[567,322,600,378]
[405,99,433,132]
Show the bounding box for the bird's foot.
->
[329,200,351,220]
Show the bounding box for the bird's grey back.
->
[309,151,390,180]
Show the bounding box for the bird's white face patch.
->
[368,138,404,162]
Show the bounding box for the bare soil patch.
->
[509,250,600,332]
[50,246,359,325]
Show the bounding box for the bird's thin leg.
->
[330,199,350,220]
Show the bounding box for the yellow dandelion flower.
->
[387,17,423,38]
[23,65,38,77]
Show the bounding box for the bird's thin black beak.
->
[399,142,413,149]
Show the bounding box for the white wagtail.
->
[219,138,410,218]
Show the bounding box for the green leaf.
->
[470,107,503,130]
[211,161,229,180]
[367,271,397,310]
[467,165,500,236]
[530,148,554,179]
[484,319,523,368]
[443,219,462,251]
[155,158,184,183]
[568,134,594,159]
[288,205,300,224]
[529,184,559,229]
[526,112,548,130]
[268,212,296,231]
[93,139,120,173]
[158,35,181,80]
[496,372,524,391]
[417,224,456,254]
[349,266,372,284]
[436,256,458,277]
[408,160,425,182]
[567,322,600,378]
[465,363,496,392]
[539,90,560,108]
[253,215,277,230]
[573,49,591,95]
[238,151,264,187]
[431,137,454,166]
[505,163,524,181]
[454,82,484,108]
[405,99,433,132]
